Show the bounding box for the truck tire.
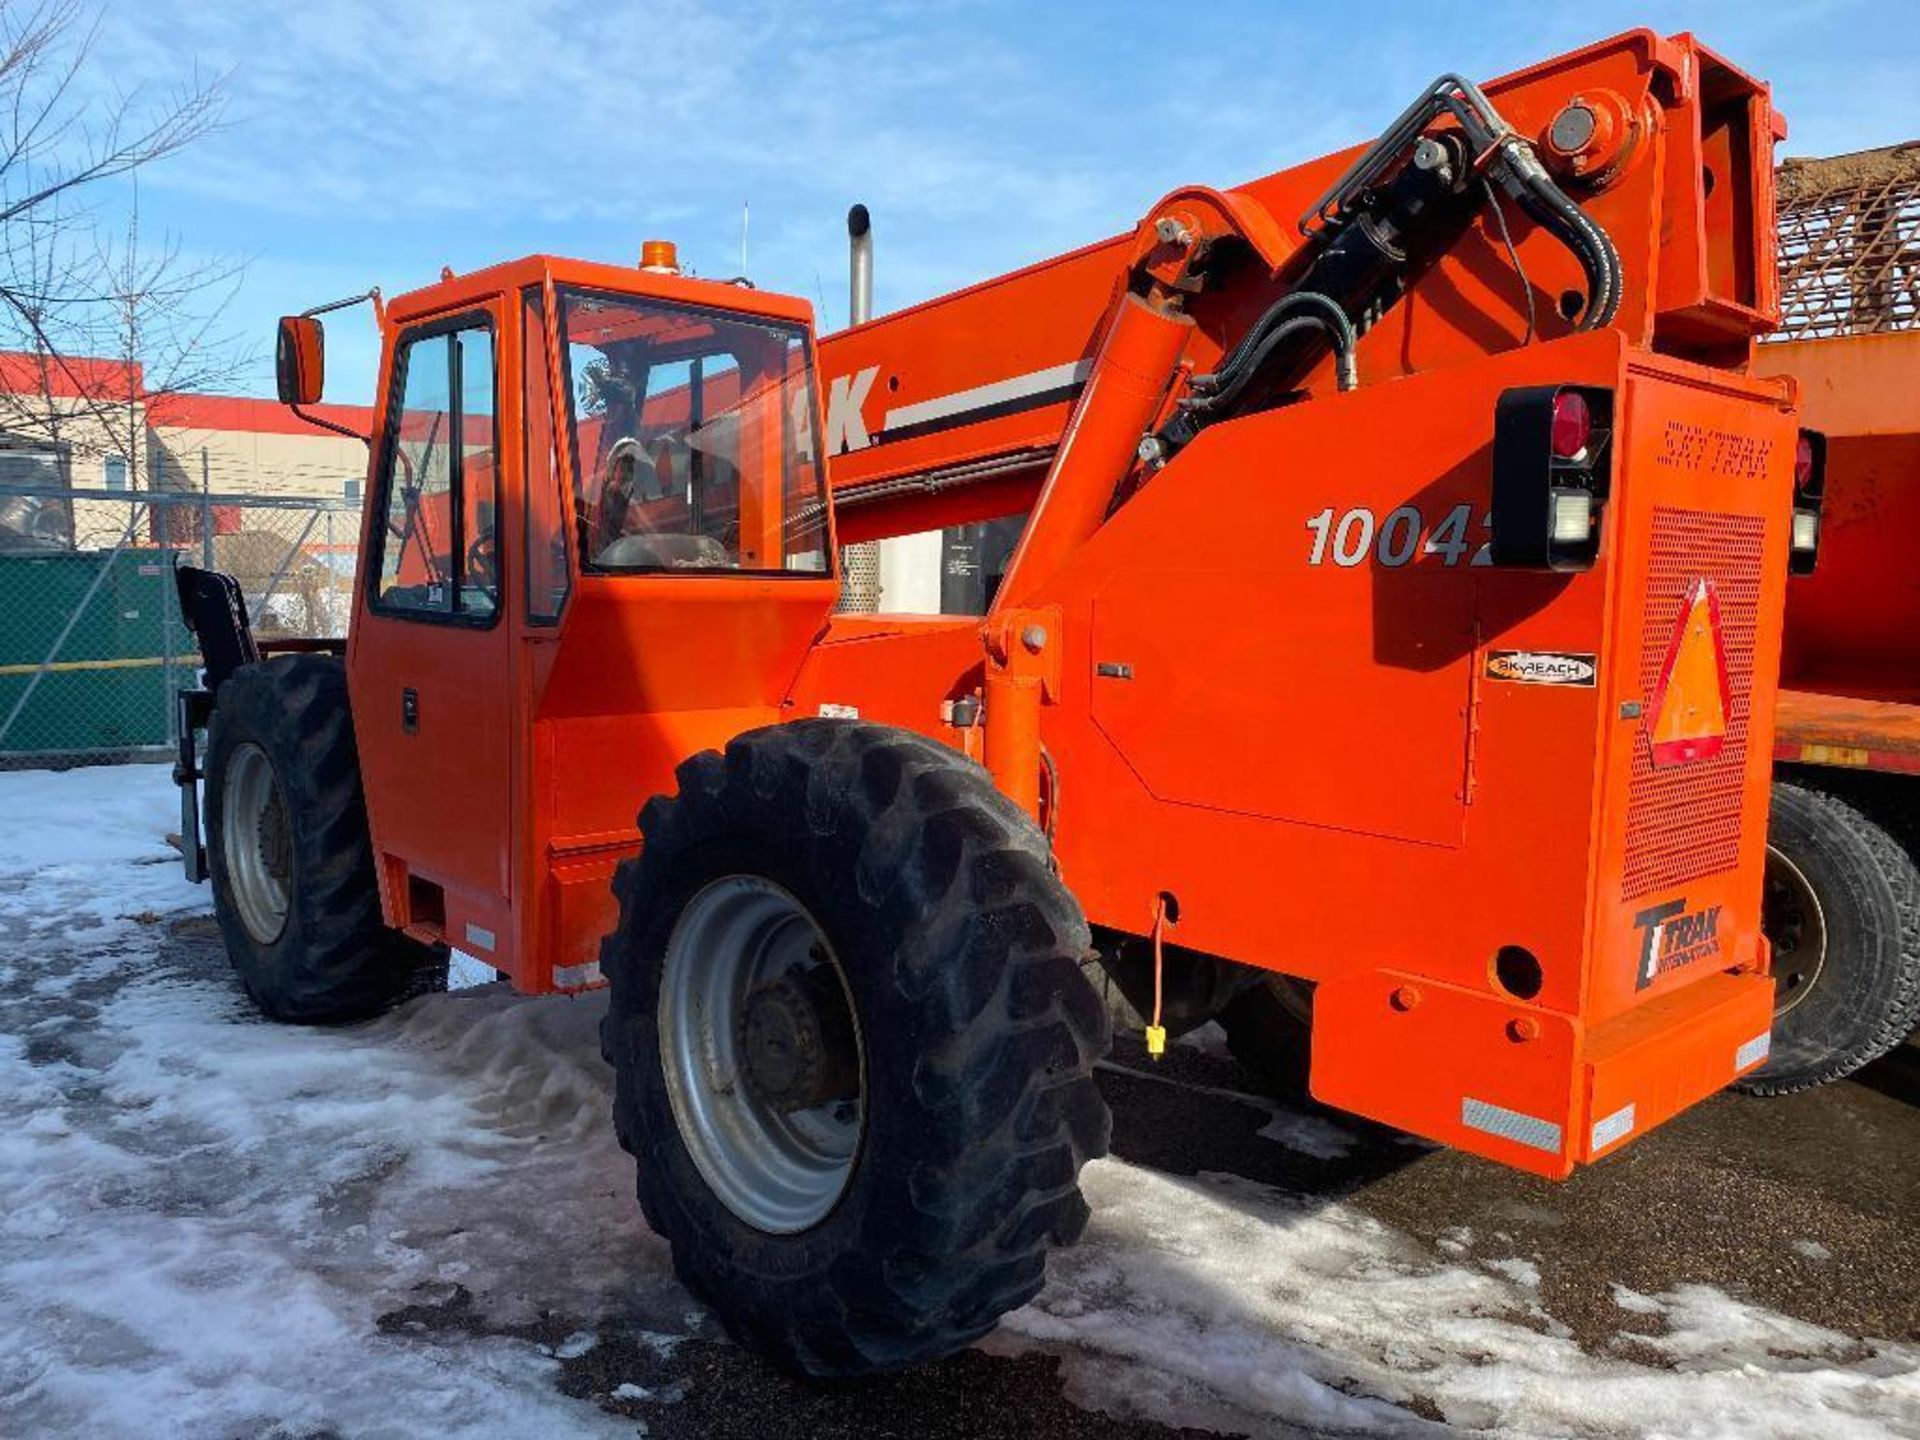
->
[598,719,1111,1377]
[1217,975,1314,1098]
[1739,779,1920,1095]
[204,654,446,1023]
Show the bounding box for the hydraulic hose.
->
[1487,137,1622,330]
[1190,294,1358,405]
[1152,71,1624,459]
[1186,316,1345,414]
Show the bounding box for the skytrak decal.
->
[1484,650,1598,687]
[1645,579,1733,767]
[1632,896,1724,990]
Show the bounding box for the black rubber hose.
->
[1186,317,1338,413]
[1495,140,1622,330]
[1526,180,1619,327]
[1208,290,1358,388]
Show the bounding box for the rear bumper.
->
[1310,966,1774,1178]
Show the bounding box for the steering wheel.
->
[466,533,498,587]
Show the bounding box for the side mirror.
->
[276,315,325,406]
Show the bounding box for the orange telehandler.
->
[1738,145,1920,1092]
[169,30,1813,1376]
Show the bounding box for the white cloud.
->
[72,0,1920,401]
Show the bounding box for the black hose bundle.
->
[1156,73,1624,457]
[1184,292,1357,415]
[1487,137,1622,330]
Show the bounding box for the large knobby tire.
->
[598,719,1111,1377]
[204,654,446,1023]
[1739,779,1920,1095]
[1217,975,1314,1099]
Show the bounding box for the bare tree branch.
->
[0,0,248,488]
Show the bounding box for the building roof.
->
[153,392,375,439]
[0,351,143,400]
[0,350,375,438]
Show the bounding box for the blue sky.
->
[91,0,1920,402]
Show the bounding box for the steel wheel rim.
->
[659,876,864,1234]
[1762,843,1828,1019]
[222,742,291,945]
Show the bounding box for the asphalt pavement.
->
[392,1019,1918,1439]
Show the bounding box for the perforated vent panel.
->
[1621,508,1767,901]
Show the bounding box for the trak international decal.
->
[1632,897,1724,990]
[1484,650,1598,687]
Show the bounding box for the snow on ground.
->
[1004,1162,1920,1438]
[2,763,1917,1439]
[0,765,675,1438]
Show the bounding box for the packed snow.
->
[1,763,1916,1439]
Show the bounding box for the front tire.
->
[204,655,446,1022]
[1739,780,1920,1095]
[599,720,1111,1377]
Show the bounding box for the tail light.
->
[1490,384,1615,571]
[1789,429,1825,576]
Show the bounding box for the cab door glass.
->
[374,319,499,620]
[456,329,498,619]
[522,288,570,624]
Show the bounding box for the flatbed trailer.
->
[1743,155,1920,1091]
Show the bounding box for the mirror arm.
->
[287,286,382,444]
[301,287,381,319]
[289,401,372,448]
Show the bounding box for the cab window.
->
[557,287,828,574]
[373,318,499,620]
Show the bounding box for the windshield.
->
[558,287,829,574]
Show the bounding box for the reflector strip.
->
[881,360,1092,436]
[1590,1103,1636,1152]
[464,923,495,952]
[1734,1030,1772,1070]
[1462,1097,1563,1153]
[554,961,604,989]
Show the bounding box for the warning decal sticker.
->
[1646,578,1731,766]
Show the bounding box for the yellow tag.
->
[1145,1024,1166,1058]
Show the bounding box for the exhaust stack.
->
[848,204,873,327]
[838,203,882,613]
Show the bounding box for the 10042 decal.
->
[1304,503,1496,569]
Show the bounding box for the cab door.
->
[348,303,516,960]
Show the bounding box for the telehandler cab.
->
[173,29,1810,1376]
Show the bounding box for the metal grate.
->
[1775,144,1920,340]
[1620,508,1766,900]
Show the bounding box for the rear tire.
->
[1738,780,1920,1095]
[599,719,1111,1377]
[1217,975,1315,1098]
[204,655,446,1023]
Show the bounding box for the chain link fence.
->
[0,483,361,766]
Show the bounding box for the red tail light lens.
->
[1549,389,1592,460]
[1794,433,1815,488]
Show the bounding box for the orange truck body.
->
[1754,330,1920,773]
[339,29,1798,1179]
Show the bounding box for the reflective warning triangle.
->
[1647,579,1731,766]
